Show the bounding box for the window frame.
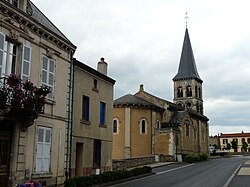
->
[41,55,55,100]
[93,139,101,167]
[113,118,119,134]
[99,102,106,126]
[140,118,147,135]
[81,95,90,124]
[35,126,52,173]
[185,122,190,137]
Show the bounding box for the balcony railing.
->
[0,74,50,112]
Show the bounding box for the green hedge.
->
[64,166,152,187]
[184,153,208,163]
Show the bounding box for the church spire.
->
[173,28,202,82]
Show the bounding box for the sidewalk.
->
[128,161,176,170]
[228,160,250,187]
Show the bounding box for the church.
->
[112,28,209,160]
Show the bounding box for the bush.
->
[184,153,208,163]
[64,166,152,187]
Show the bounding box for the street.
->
[111,156,250,187]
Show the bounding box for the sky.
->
[32,0,250,136]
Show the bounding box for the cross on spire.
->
[185,12,188,28]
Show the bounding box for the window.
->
[140,118,147,135]
[0,33,17,77]
[82,95,90,122]
[233,138,238,143]
[198,88,201,98]
[223,139,228,144]
[195,86,198,97]
[201,128,205,142]
[185,122,190,137]
[247,138,250,144]
[92,79,98,92]
[177,87,183,98]
[21,45,31,81]
[93,139,101,167]
[193,126,196,140]
[186,86,192,97]
[36,126,51,173]
[113,119,119,134]
[156,120,161,129]
[100,102,106,126]
[5,0,19,8]
[41,56,55,99]
[242,138,245,143]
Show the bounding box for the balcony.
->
[0,74,50,128]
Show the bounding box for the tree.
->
[226,143,231,150]
[231,140,238,152]
[242,142,248,152]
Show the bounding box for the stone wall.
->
[112,156,155,171]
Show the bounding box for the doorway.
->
[75,142,83,177]
[0,121,12,187]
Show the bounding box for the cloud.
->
[32,0,250,132]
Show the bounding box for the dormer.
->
[4,0,29,12]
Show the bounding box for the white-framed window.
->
[41,56,55,99]
[113,118,119,134]
[0,32,17,77]
[140,118,147,135]
[36,126,52,173]
[0,32,32,80]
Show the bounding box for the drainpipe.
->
[66,50,74,179]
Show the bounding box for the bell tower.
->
[173,28,203,114]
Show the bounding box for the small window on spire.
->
[186,86,192,97]
[177,87,183,98]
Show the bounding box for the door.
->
[0,122,12,187]
[0,136,11,187]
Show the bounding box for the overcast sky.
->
[32,0,250,136]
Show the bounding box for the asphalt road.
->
[111,156,249,187]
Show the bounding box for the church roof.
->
[173,28,202,82]
[114,94,163,110]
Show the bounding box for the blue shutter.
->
[100,102,105,125]
[86,97,89,121]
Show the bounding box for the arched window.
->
[198,87,201,99]
[113,118,119,134]
[200,104,203,115]
[186,86,192,97]
[196,103,199,113]
[140,118,147,135]
[156,120,161,129]
[195,86,198,97]
[201,128,205,142]
[185,122,190,137]
[193,126,197,140]
[177,87,183,98]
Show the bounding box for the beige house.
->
[71,58,115,176]
[0,0,76,186]
[220,132,250,152]
[112,28,209,160]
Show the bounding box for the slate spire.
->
[173,28,202,82]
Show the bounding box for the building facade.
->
[71,58,115,176]
[220,132,250,152]
[112,28,209,160]
[0,1,76,186]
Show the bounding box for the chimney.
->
[140,84,144,92]
[97,57,107,75]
